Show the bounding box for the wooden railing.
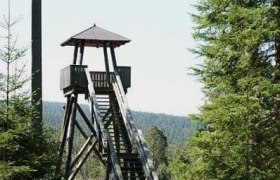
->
[90,71,112,88]
[85,68,123,180]
[111,72,158,180]
[90,66,131,89]
[60,65,131,93]
[60,65,88,90]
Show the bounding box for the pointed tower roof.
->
[61,24,131,47]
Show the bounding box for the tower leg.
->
[55,95,73,178]
[65,95,77,179]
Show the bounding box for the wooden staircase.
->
[95,92,146,179]
[58,65,157,180]
[86,69,157,180]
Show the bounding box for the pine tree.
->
[170,0,280,179]
[0,1,58,179]
[145,126,170,179]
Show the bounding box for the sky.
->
[0,0,203,116]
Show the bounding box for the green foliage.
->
[145,126,170,179]
[170,0,280,179]
[133,111,200,144]
[0,97,59,179]
[0,7,59,178]
[145,126,168,167]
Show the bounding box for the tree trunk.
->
[31,0,42,134]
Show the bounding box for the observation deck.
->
[60,65,131,95]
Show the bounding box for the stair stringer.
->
[111,74,159,180]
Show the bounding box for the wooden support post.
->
[110,44,118,73]
[79,40,85,65]
[55,96,73,177]
[65,96,77,179]
[74,120,89,140]
[103,45,110,84]
[77,104,96,135]
[72,42,79,64]
[105,158,110,180]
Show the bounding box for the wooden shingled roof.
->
[61,24,131,47]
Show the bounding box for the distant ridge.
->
[43,101,199,144]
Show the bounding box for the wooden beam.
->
[74,107,106,165]
[74,120,88,140]
[110,44,118,72]
[72,42,79,64]
[103,45,110,84]
[70,134,94,169]
[79,40,85,65]
[65,97,77,179]
[55,96,73,177]
[76,103,96,136]
[68,142,97,180]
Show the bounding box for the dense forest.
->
[43,101,199,144]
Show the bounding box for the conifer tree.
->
[0,1,58,179]
[145,126,170,179]
[170,0,280,179]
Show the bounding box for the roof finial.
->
[93,23,96,27]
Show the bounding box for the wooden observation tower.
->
[57,24,158,180]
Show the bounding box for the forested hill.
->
[43,101,199,144]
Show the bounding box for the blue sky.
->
[0,0,203,116]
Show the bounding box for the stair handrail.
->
[85,69,105,149]
[85,68,123,179]
[111,72,158,180]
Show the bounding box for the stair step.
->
[116,153,139,157]
[121,167,144,171]
[122,176,145,180]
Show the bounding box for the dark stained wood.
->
[103,45,110,84]
[76,104,96,135]
[79,40,85,65]
[55,95,73,177]
[65,96,77,179]
[68,142,97,180]
[31,0,42,134]
[58,26,159,179]
[110,44,118,71]
[61,25,130,48]
[70,134,94,169]
[73,42,79,64]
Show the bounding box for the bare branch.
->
[10,16,23,27]
[2,15,9,26]
[0,22,8,30]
